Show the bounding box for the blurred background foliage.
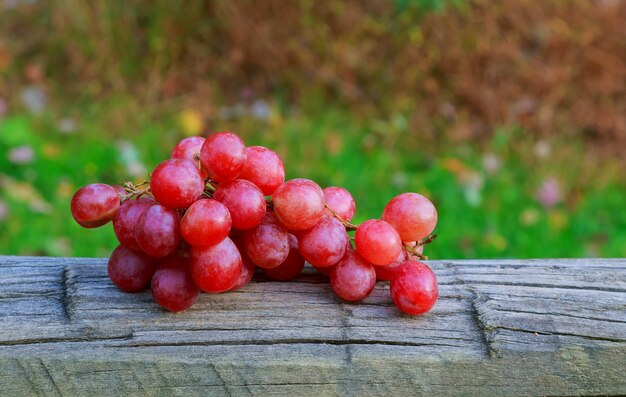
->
[0,0,624,258]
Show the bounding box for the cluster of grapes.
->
[70,132,439,315]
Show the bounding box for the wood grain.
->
[0,256,625,396]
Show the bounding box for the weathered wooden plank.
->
[0,256,625,396]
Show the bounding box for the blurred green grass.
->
[1,102,624,259]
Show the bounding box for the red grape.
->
[374,244,423,281]
[230,237,257,291]
[200,131,246,183]
[323,186,355,222]
[71,183,120,228]
[151,256,200,312]
[242,213,289,269]
[390,261,438,315]
[214,179,266,230]
[180,199,231,247]
[172,136,205,162]
[355,219,402,266]
[150,159,204,209]
[238,146,285,195]
[272,178,325,231]
[330,250,376,302]
[135,204,181,257]
[191,237,242,293]
[108,245,156,292]
[172,136,207,178]
[382,193,438,241]
[113,197,154,250]
[298,217,348,267]
[264,234,305,281]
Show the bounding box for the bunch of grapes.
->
[70,132,439,316]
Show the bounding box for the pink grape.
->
[191,237,242,293]
[180,199,231,247]
[330,250,376,302]
[172,136,205,162]
[200,131,246,183]
[71,183,120,228]
[214,179,266,230]
[172,136,207,178]
[230,237,257,291]
[272,178,325,231]
[323,186,355,222]
[135,204,181,258]
[238,146,285,195]
[264,234,305,281]
[382,192,438,241]
[151,256,200,312]
[107,245,156,292]
[242,213,289,269]
[390,261,438,315]
[230,254,256,291]
[298,217,348,267]
[150,159,204,209]
[355,219,402,266]
[113,197,154,250]
[375,244,423,281]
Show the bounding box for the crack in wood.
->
[115,338,467,349]
[491,307,626,325]
[490,326,626,343]
[38,358,62,397]
[0,334,134,346]
[59,266,71,323]
[442,281,626,293]
[210,363,232,397]
[469,290,497,358]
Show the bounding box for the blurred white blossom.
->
[8,145,35,164]
[117,140,146,177]
[391,171,408,189]
[250,100,271,120]
[219,104,246,120]
[482,152,501,174]
[57,118,77,134]
[19,86,46,114]
[463,172,484,207]
[533,140,551,159]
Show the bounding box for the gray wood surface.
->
[0,256,625,396]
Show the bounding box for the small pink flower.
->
[536,178,562,208]
[8,145,35,164]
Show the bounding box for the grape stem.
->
[324,203,358,231]
[404,243,428,260]
[404,235,437,260]
[419,234,437,247]
[202,180,217,198]
[120,181,151,203]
